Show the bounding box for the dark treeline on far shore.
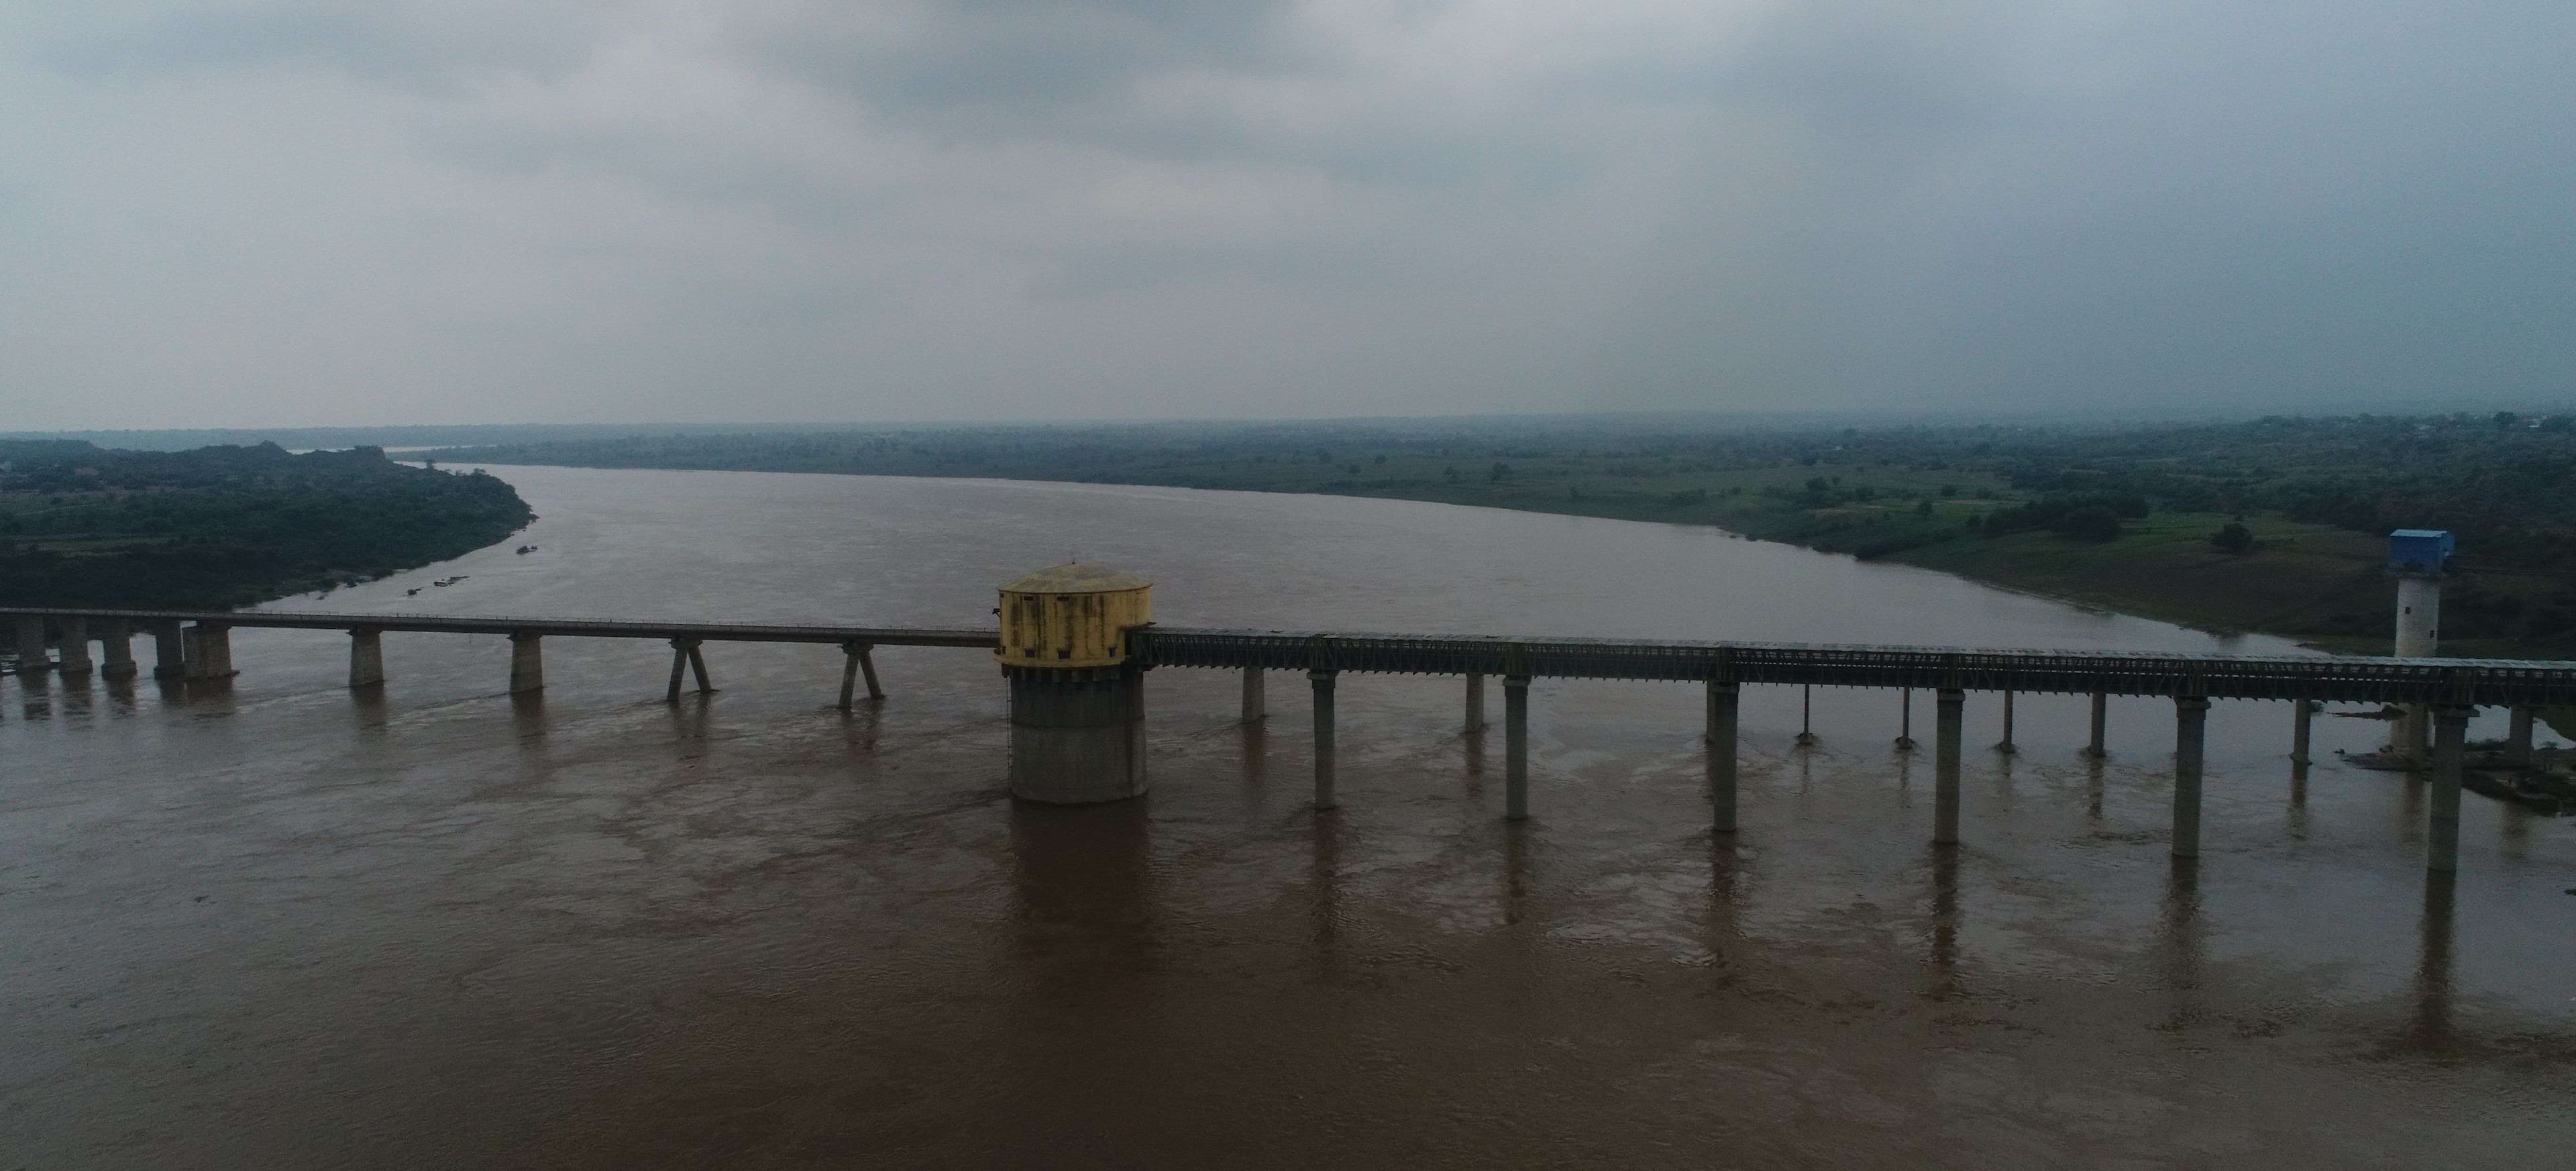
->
[421,411,2576,657]
[0,442,533,609]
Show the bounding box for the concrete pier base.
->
[99,619,137,680]
[2292,699,2314,766]
[2174,697,2208,859]
[665,638,712,702]
[2506,705,2533,768]
[56,617,93,676]
[1308,669,1337,810]
[182,623,234,680]
[1008,665,1148,804]
[152,621,185,680]
[1464,672,1485,734]
[2085,691,2108,758]
[508,633,543,694]
[1503,674,1531,821]
[838,642,882,710]
[1240,666,1265,723]
[348,629,385,689]
[1995,690,2016,754]
[11,616,48,674]
[1894,687,1915,750]
[1934,689,1964,844]
[1794,684,1817,746]
[2398,705,2429,760]
[1708,681,1739,833]
[2428,707,2468,872]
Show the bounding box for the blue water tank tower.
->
[2387,529,2454,576]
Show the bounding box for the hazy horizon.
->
[5,3,2570,430]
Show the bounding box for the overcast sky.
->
[2,2,2569,429]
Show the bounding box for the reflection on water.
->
[4,465,2573,1168]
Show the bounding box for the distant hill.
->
[0,441,533,609]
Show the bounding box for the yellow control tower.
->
[997,562,1152,803]
[997,562,1152,669]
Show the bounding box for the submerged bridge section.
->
[9,605,2574,879]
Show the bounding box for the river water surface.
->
[5,466,2573,1168]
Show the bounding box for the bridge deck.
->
[9,607,2576,706]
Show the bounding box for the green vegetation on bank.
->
[0,442,534,609]
[419,411,2576,656]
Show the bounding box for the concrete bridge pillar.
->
[1707,681,1739,833]
[2085,691,2108,758]
[2428,706,2469,872]
[1308,669,1337,810]
[182,623,234,680]
[150,621,186,680]
[1464,672,1485,735]
[2291,700,2314,766]
[1894,687,1916,750]
[348,629,385,689]
[1240,666,1265,723]
[1008,666,1148,804]
[508,632,543,694]
[1503,675,1532,821]
[99,619,137,680]
[14,616,51,674]
[56,617,93,676]
[2173,697,2209,859]
[1995,690,2017,754]
[839,641,882,710]
[1933,689,1964,844]
[664,638,712,702]
[2506,706,2534,768]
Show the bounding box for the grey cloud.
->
[1,1,2570,428]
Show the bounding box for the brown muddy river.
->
[4,466,2572,1168]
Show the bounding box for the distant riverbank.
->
[415,412,2576,660]
[1,441,533,609]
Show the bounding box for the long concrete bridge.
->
[9,604,2571,876]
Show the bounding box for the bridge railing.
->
[1130,627,2576,706]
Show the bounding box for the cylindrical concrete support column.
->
[1995,690,2016,754]
[99,619,137,680]
[348,628,385,689]
[1894,687,1916,750]
[2506,706,2534,768]
[1008,666,1148,804]
[2394,576,2441,658]
[1464,672,1485,735]
[2173,697,2209,860]
[182,623,234,680]
[2086,691,2108,758]
[1309,668,1338,811]
[1933,689,1964,845]
[2291,699,2314,766]
[12,616,49,674]
[151,621,185,680]
[2393,575,2440,759]
[55,617,91,676]
[508,632,543,694]
[1240,666,1266,723]
[1709,681,1739,833]
[2428,706,2469,873]
[1503,675,1532,821]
